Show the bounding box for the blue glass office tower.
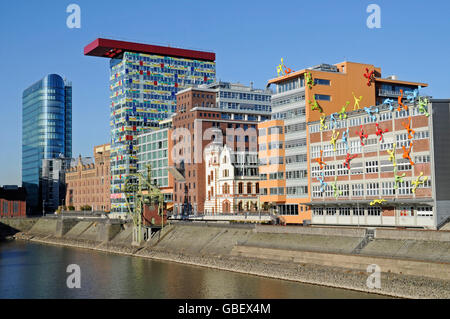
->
[22,74,72,214]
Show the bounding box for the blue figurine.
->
[405,85,421,103]
[330,113,338,129]
[383,98,395,111]
[316,172,328,193]
[342,127,349,153]
[364,106,379,122]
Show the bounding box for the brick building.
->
[65,144,111,211]
[0,186,27,217]
[170,82,271,215]
[307,99,450,229]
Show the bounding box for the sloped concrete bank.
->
[5,218,450,298]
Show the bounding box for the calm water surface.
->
[0,241,386,299]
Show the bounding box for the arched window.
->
[238,182,243,194]
[247,183,252,194]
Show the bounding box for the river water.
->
[0,240,385,299]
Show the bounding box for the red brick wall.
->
[0,199,26,217]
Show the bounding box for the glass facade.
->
[22,74,72,214]
[109,51,215,214]
[137,127,170,188]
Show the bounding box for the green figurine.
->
[305,72,315,89]
[309,97,323,113]
[332,176,343,199]
[394,168,406,189]
[418,96,430,117]
[338,101,349,120]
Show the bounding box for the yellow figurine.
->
[370,199,387,206]
[352,92,363,110]
[320,113,327,130]
[387,144,397,168]
[412,172,428,193]
[330,129,340,152]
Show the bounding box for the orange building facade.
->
[261,61,427,225]
[65,144,111,211]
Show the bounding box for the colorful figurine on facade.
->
[338,101,349,119]
[352,92,363,110]
[310,97,323,113]
[342,128,349,153]
[405,86,420,103]
[343,153,358,169]
[363,68,375,86]
[320,113,327,130]
[305,72,315,89]
[375,123,389,142]
[412,172,428,193]
[383,98,395,112]
[317,172,328,193]
[394,168,406,189]
[330,129,340,152]
[364,105,379,122]
[418,96,430,117]
[397,89,408,111]
[314,150,327,170]
[402,142,415,166]
[402,116,415,139]
[387,144,397,168]
[332,176,342,199]
[330,113,338,129]
[370,199,387,206]
[356,125,368,146]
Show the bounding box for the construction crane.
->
[124,164,165,245]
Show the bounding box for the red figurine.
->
[363,68,375,86]
[343,153,358,169]
[375,123,388,141]
[356,125,368,146]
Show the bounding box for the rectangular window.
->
[365,160,379,174]
[366,182,380,196]
[313,207,324,216]
[417,206,433,217]
[368,207,381,216]
[353,207,365,216]
[352,184,364,197]
[314,78,331,86]
[315,94,331,101]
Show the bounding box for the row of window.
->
[312,180,431,198]
[313,206,433,217]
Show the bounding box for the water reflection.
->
[0,241,386,299]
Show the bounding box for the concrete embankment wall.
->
[254,224,366,237]
[375,228,450,241]
[0,218,38,234]
[231,245,450,281]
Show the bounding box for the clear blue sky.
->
[0,0,449,185]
